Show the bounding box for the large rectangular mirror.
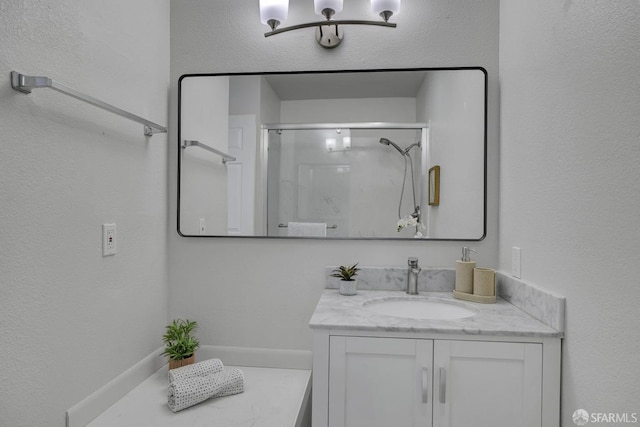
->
[178,68,486,240]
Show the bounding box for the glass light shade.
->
[314,0,343,16]
[260,0,289,26]
[326,138,337,151]
[371,0,400,16]
[342,136,351,150]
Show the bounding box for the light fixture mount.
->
[315,24,343,48]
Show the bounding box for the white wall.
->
[229,75,282,234]
[259,78,283,234]
[169,0,499,351]
[417,70,485,239]
[0,1,170,426]
[499,0,640,423]
[179,76,230,235]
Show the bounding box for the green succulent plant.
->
[330,263,360,281]
[161,319,200,361]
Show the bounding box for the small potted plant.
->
[162,319,200,370]
[330,263,360,296]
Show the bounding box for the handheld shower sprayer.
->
[379,136,422,229]
[379,138,405,155]
[379,138,421,155]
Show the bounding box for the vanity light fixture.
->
[259,0,400,49]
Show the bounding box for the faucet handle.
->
[408,257,419,268]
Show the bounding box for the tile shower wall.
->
[272,122,420,238]
[278,100,418,238]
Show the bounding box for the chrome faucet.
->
[407,257,421,295]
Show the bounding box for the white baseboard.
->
[198,345,312,370]
[66,345,312,427]
[66,347,165,427]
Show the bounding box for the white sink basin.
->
[363,297,476,320]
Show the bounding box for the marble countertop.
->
[309,290,562,338]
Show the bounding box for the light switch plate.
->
[103,223,116,256]
[512,246,521,278]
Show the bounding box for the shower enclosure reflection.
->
[265,124,426,238]
[178,68,487,240]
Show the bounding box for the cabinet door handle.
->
[421,367,429,403]
[439,367,447,404]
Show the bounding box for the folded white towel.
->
[168,358,224,383]
[167,368,245,412]
[287,221,327,237]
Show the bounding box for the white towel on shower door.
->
[287,222,327,237]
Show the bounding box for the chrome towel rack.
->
[10,71,167,137]
[182,140,236,164]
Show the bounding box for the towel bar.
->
[11,71,167,136]
[182,140,236,163]
[278,223,337,229]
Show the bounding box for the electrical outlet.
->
[512,246,521,278]
[103,223,116,256]
[199,218,206,235]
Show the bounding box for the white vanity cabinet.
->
[328,336,433,427]
[432,339,542,427]
[325,336,543,427]
[309,290,563,427]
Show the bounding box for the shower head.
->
[379,138,405,155]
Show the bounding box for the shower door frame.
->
[259,122,429,238]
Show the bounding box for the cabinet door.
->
[433,340,542,427]
[329,336,433,427]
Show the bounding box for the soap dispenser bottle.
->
[455,247,476,294]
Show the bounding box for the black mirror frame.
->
[177,67,487,241]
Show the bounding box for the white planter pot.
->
[339,279,357,296]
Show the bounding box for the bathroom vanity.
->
[309,290,562,427]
